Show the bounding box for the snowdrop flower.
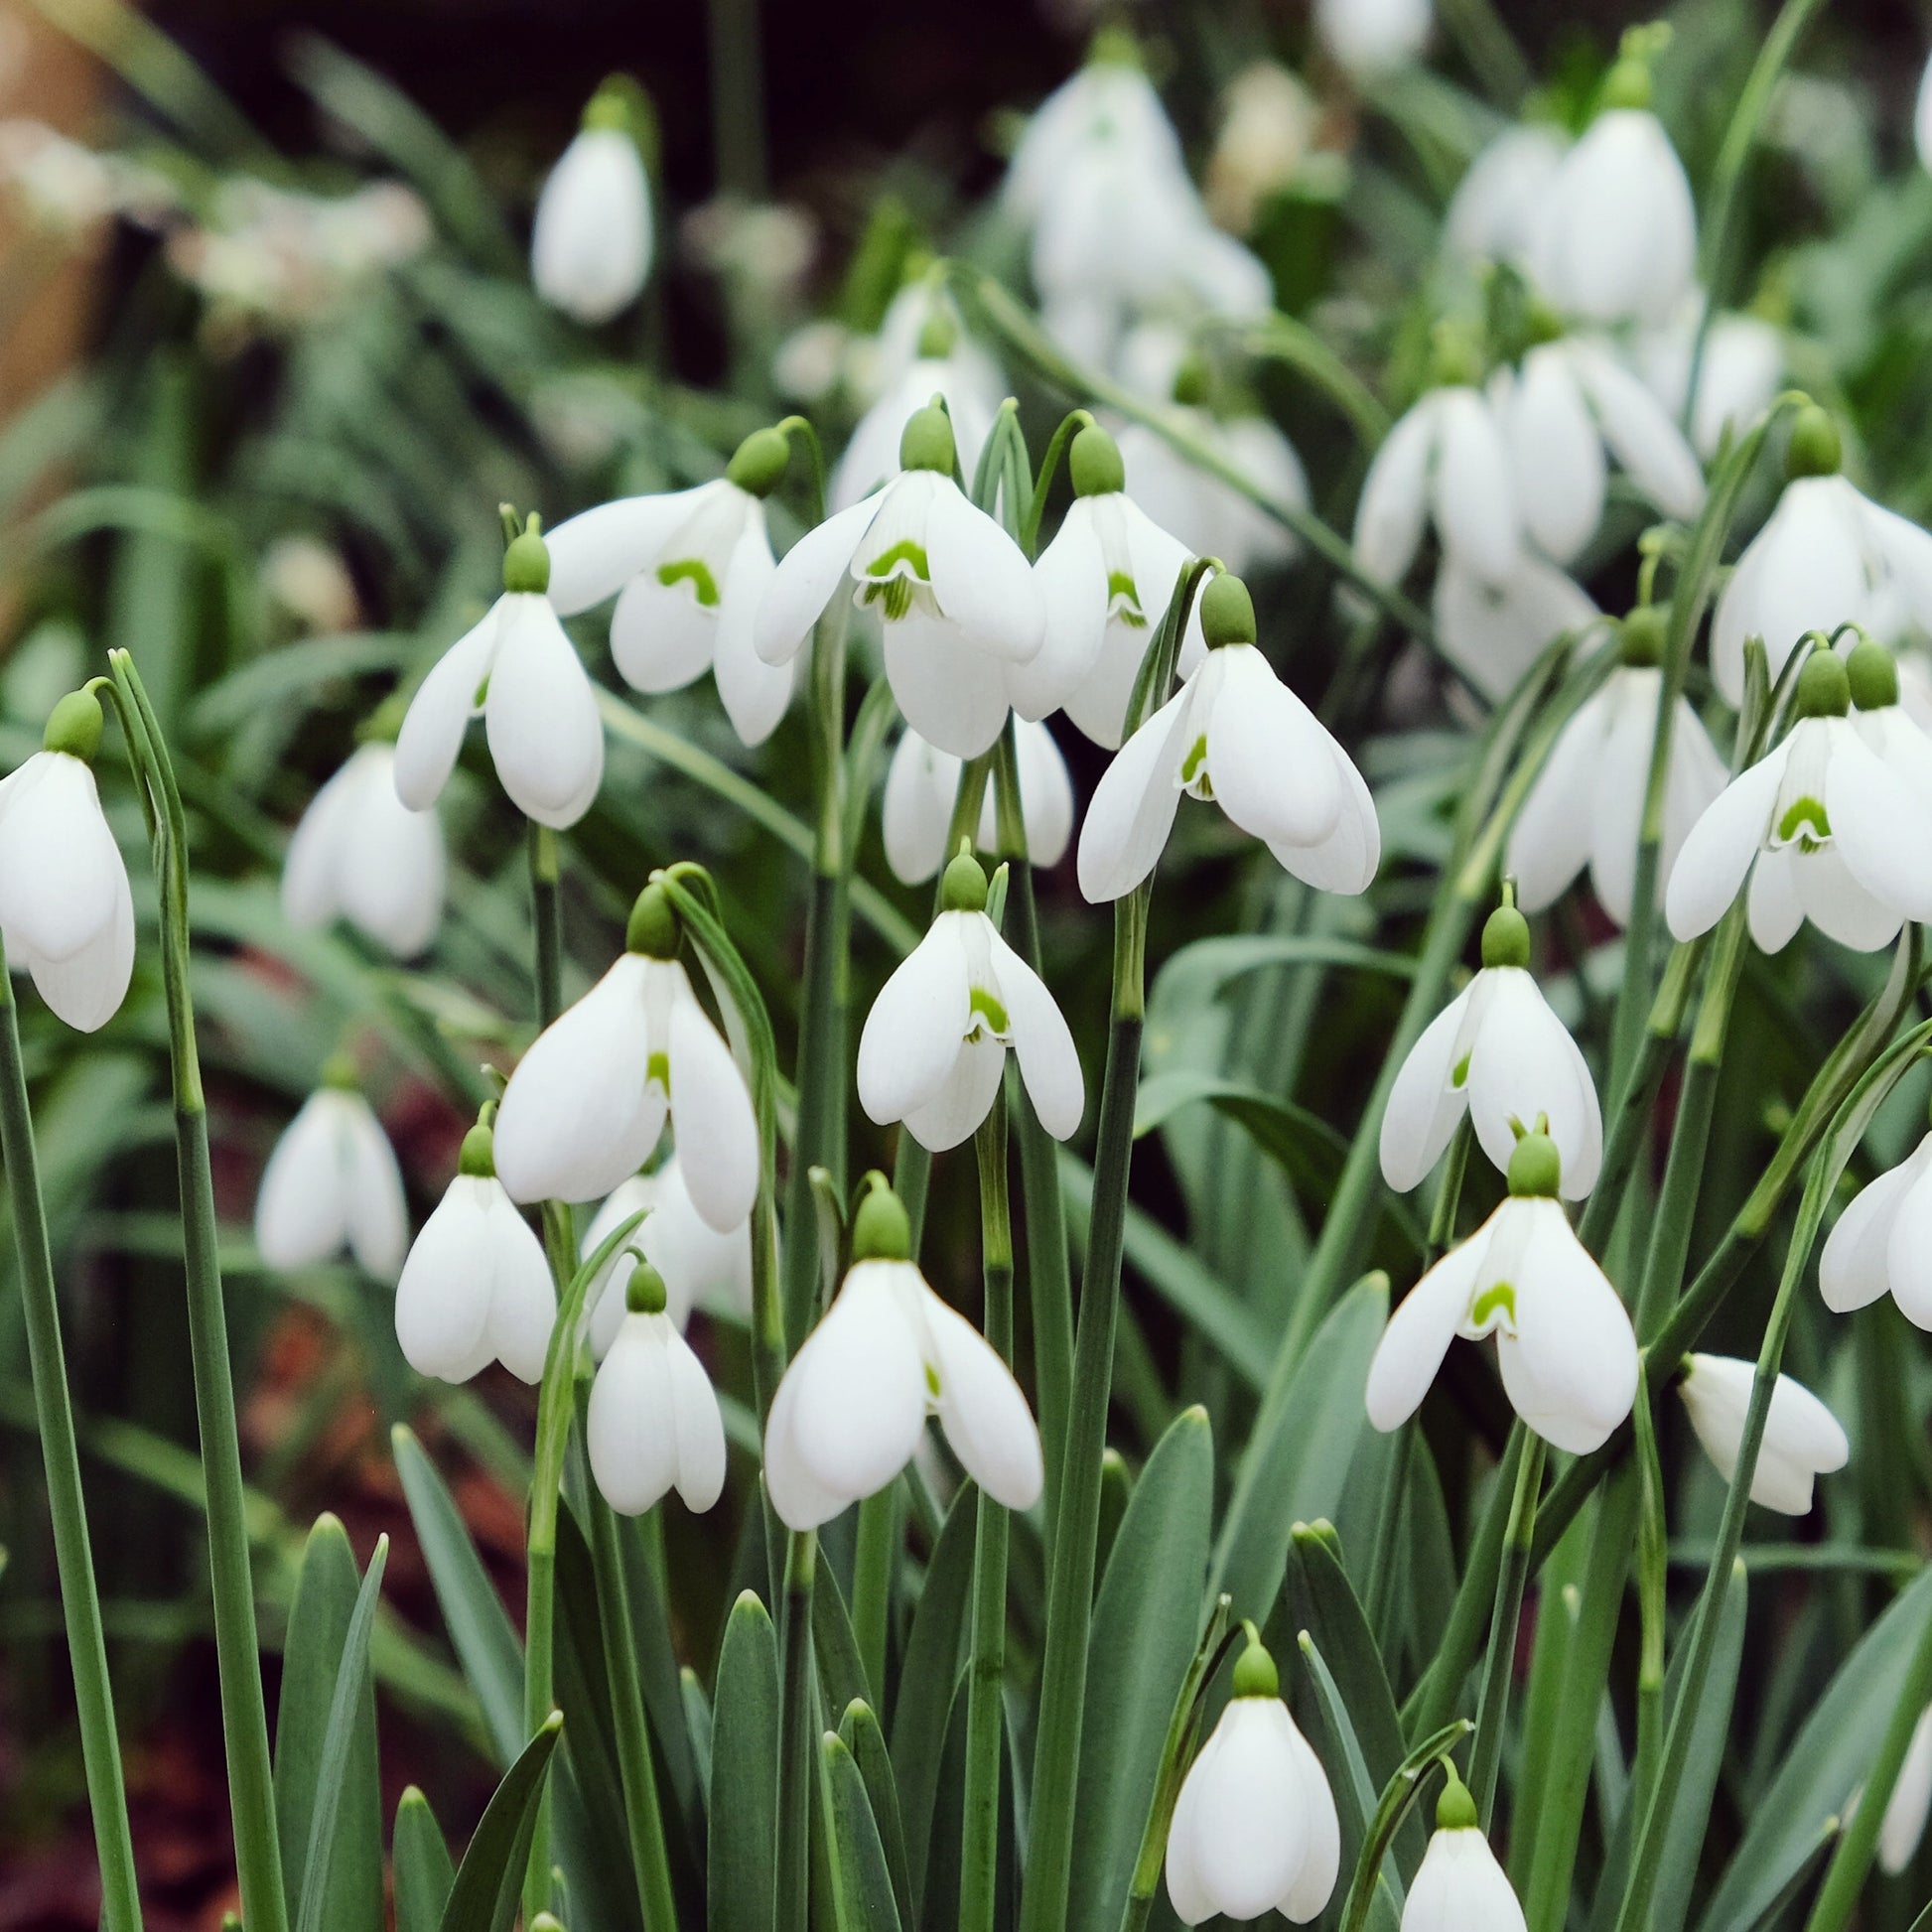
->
[1381,901,1601,1197]
[1820,1117,1932,1327]
[581,1155,752,1357]
[1205,62,1317,234]
[1115,409,1307,584]
[1633,303,1784,461]
[531,84,652,326]
[544,428,795,746]
[1879,1707,1932,1873]
[1676,1353,1849,1514]
[859,850,1083,1153]
[1665,648,1932,954]
[255,1069,407,1283]
[1711,408,1932,707]
[754,401,1044,759]
[1432,552,1600,703]
[1164,1628,1338,1925]
[394,516,605,829]
[1402,1773,1525,1932]
[588,1258,726,1515]
[492,882,759,1217]
[393,1115,554,1383]
[1366,1126,1639,1453]
[1444,125,1568,270]
[1848,640,1932,822]
[1314,0,1431,78]
[882,720,1073,886]
[1507,609,1726,926]
[1497,338,1706,567]
[1530,50,1696,327]
[763,1180,1043,1530]
[1078,574,1379,902]
[0,690,134,1033]
[283,740,445,957]
[831,307,998,512]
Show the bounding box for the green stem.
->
[1629,1373,1669,1826]
[777,1528,818,1932]
[851,1481,898,1706]
[0,944,143,1932]
[1468,1431,1545,1825]
[1433,0,1533,105]
[529,820,563,1026]
[705,0,767,196]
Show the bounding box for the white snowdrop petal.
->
[334,748,446,957]
[1794,844,1903,953]
[25,859,135,1033]
[1536,111,1695,326]
[1434,554,1599,704]
[884,612,1015,759]
[1379,984,1477,1192]
[0,757,126,963]
[1433,388,1521,585]
[1886,1165,1932,1330]
[666,988,759,1232]
[1571,342,1706,522]
[921,1289,1043,1509]
[1465,971,1600,1199]
[714,517,794,747]
[1664,749,1789,941]
[581,1174,660,1356]
[482,1189,559,1383]
[1746,848,1804,954]
[640,1159,753,1323]
[1880,1709,1932,1875]
[1823,1147,1930,1312]
[1014,718,1075,868]
[544,490,699,615]
[281,757,355,933]
[1077,686,1191,902]
[394,607,498,812]
[532,126,652,326]
[342,1100,409,1283]
[1205,645,1344,851]
[882,730,958,886]
[858,919,974,1127]
[393,1175,495,1380]
[483,597,605,828]
[1407,1830,1527,1932]
[589,1318,678,1514]
[1587,672,1664,929]
[926,481,1044,663]
[1163,1747,1219,1927]
[762,1367,852,1531]
[1279,1719,1341,1922]
[610,572,718,694]
[1011,502,1107,722]
[786,1265,927,1500]
[255,1092,352,1270]
[1365,1234,1486,1431]
[667,1327,728,1510]
[1508,689,1605,914]
[1275,739,1381,896]
[1507,349,1605,566]
[1353,399,1437,586]
[901,1034,1007,1153]
[1185,1702,1310,1919]
[755,492,887,667]
[988,929,1084,1140]
[1827,726,1932,921]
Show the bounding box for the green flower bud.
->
[1481,904,1531,970]
[1171,353,1210,409]
[1231,1624,1280,1701]
[1785,405,1842,482]
[941,845,989,913]
[502,514,551,596]
[1618,607,1666,668]
[899,401,956,476]
[43,687,102,762]
[916,309,959,360]
[1507,1130,1564,1199]
[727,426,791,498]
[626,1258,669,1315]
[1436,1766,1479,1832]
[1847,637,1899,712]
[852,1173,912,1262]
[1200,573,1257,649]
[459,1122,496,1177]
[626,882,681,958]
[1794,648,1851,720]
[1429,321,1483,390]
[1599,56,1652,110]
[583,81,630,133]
[1069,421,1124,498]
[1088,23,1143,68]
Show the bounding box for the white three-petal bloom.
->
[1077,587,1379,903]
[1444,125,1568,271]
[1380,909,1601,1199]
[394,526,605,829]
[1432,552,1599,703]
[283,741,445,958]
[545,438,795,746]
[1821,1131,1932,1328]
[859,860,1083,1154]
[492,891,759,1218]
[753,408,1044,759]
[881,720,1074,887]
[255,1083,408,1284]
[1353,384,1521,589]
[831,315,998,512]
[1880,1707,1932,1874]
[530,104,652,327]
[394,1126,553,1383]
[1314,0,1430,75]
[1366,1134,1638,1454]
[1114,408,1307,583]
[1633,300,1784,461]
[0,698,134,1033]
[588,1263,726,1515]
[1676,1353,1849,1515]
[1402,1812,1526,1932]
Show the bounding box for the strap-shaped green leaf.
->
[822,1731,905,1932]
[437,1711,565,1932]
[710,1589,780,1932]
[839,1701,912,1929]
[392,1788,456,1932]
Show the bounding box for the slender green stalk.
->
[1629,1375,1669,1824]
[961,1098,1015,1932]
[705,0,767,196]
[0,944,142,1932]
[851,1479,898,1705]
[106,649,289,1932]
[777,1528,818,1932]
[1434,0,1533,104]
[1468,1432,1546,1824]
[528,821,563,1025]
[1335,1722,1478,1932]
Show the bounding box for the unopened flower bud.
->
[1200,573,1256,649]
[42,688,102,762]
[726,426,791,498]
[898,401,956,476]
[625,883,680,958]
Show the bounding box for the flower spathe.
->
[544,430,795,746]
[1676,1354,1849,1515]
[1820,1129,1932,1328]
[1077,575,1379,903]
[881,719,1074,887]
[1365,1131,1638,1454]
[1164,1634,1339,1925]
[858,851,1083,1153]
[530,91,652,326]
[1402,1778,1526,1932]
[492,884,759,1218]
[753,403,1044,759]
[0,692,134,1033]
[255,1079,408,1284]
[394,518,605,829]
[393,1121,554,1383]
[1380,904,1602,1199]
[283,740,446,958]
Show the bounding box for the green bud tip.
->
[459,1122,496,1177]
[1794,647,1851,720]
[1785,404,1842,481]
[1525,295,1565,346]
[916,308,959,359]
[898,401,956,476]
[1436,1766,1479,1832]
[1847,637,1899,712]
[1599,56,1652,110]
[320,1051,359,1092]
[1429,321,1482,390]
[626,1258,668,1315]
[1200,572,1257,649]
[727,426,791,498]
[43,687,102,761]
[583,88,628,133]
[502,514,550,595]
[1171,353,1210,409]
[1618,606,1666,668]
[1088,23,1142,68]
[852,1174,912,1263]
[626,882,680,958]
[1481,903,1531,970]
[1231,1624,1280,1701]
[1069,421,1125,498]
[941,845,989,912]
[1507,1129,1563,1199]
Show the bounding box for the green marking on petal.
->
[1451,1051,1471,1089]
[924,1362,942,1398]
[866,538,931,582]
[647,1049,671,1095]
[1469,1281,1516,1329]
[1179,734,1210,787]
[1776,796,1830,845]
[969,986,1010,1036]
[657,557,721,607]
[1106,570,1146,624]
[473,674,489,708]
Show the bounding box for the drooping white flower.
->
[1632,302,1784,461]
[882,720,1074,886]
[588,1257,726,1515]
[1495,338,1706,566]
[393,1117,554,1383]
[394,518,605,829]
[0,691,134,1033]
[1366,1128,1638,1453]
[859,850,1083,1153]
[1710,409,1932,706]
[544,429,795,746]
[1918,51,1932,175]
[1507,613,1726,927]
[1665,650,1932,955]
[1402,1777,1525,1932]
[1165,1632,1339,1925]
[581,1155,753,1357]
[754,402,1044,759]
[1880,1707,1932,1873]
[1314,0,1431,78]
[1115,409,1307,583]
[531,90,652,326]
[283,741,446,958]
[1078,574,1379,903]
[1432,552,1600,703]
[1205,62,1317,235]
[1821,1129,1932,1328]
[492,883,759,1218]
[1676,1353,1849,1514]
[1444,125,1568,270]
[255,1076,408,1284]
[1380,903,1601,1198]
[763,1182,1043,1530]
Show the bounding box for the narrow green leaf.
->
[813,1558,874,1723]
[438,1711,565,1932]
[710,1590,780,1932]
[822,1732,905,1932]
[1095,1448,1133,1583]
[1301,1632,1404,1931]
[839,1702,913,1929]
[392,1788,455,1932]
[683,1667,714,1794]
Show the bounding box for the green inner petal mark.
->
[969,987,1010,1036]
[1469,1281,1516,1329]
[473,674,489,708]
[1777,796,1830,847]
[1106,570,1146,625]
[924,1362,942,1398]
[1179,734,1210,789]
[1451,1051,1471,1089]
[866,538,930,582]
[646,1049,670,1095]
[657,558,720,607]
[864,576,916,621]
